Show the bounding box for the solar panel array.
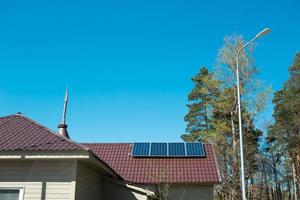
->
[131,142,205,157]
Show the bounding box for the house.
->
[84,143,222,199]
[0,113,221,200]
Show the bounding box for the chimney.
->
[58,88,70,138]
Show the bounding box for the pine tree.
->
[183,35,269,199]
[270,52,300,199]
[181,67,219,142]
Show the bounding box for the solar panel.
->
[131,142,205,157]
[186,142,205,157]
[169,142,185,156]
[150,143,167,156]
[132,142,150,156]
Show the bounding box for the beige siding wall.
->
[75,162,151,200]
[101,179,149,200]
[166,184,214,200]
[75,162,102,200]
[0,159,214,200]
[0,160,76,200]
[136,184,214,200]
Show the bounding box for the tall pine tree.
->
[270,52,300,199]
[183,35,268,200]
[181,67,219,142]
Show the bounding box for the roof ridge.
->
[81,142,132,145]
[0,113,17,119]
[82,142,212,145]
[0,114,20,127]
[14,114,90,151]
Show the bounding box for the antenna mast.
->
[58,88,70,138]
[61,88,68,125]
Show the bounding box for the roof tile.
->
[0,114,87,151]
[0,114,221,184]
[84,143,222,184]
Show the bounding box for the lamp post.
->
[236,28,271,200]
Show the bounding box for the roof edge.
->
[87,151,124,180]
[0,113,23,119]
[15,114,90,151]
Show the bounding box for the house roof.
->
[0,113,221,184]
[0,113,88,151]
[83,143,222,184]
[0,113,124,180]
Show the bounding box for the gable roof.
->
[0,113,88,151]
[0,113,124,180]
[0,113,221,184]
[83,143,222,184]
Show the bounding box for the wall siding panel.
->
[0,160,76,200]
[136,183,214,200]
[101,179,149,200]
[75,162,102,200]
[167,184,214,200]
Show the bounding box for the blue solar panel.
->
[169,142,185,156]
[150,143,167,156]
[131,142,205,157]
[186,142,205,157]
[132,142,150,156]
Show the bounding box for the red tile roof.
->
[0,114,88,151]
[0,113,123,180]
[0,113,221,184]
[83,143,222,184]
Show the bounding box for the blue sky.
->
[0,0,299,142]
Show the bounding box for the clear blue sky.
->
[0,0,299,142]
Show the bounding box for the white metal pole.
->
[236,48,247,200]
[236,37,256,200]
[235,28,271,200]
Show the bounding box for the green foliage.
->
[270,53,300,155]
[183,35,268,199]
[181,67,219,142]
[184,39,299,199]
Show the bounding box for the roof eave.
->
[126,180,221,185]
[0,150,90,159]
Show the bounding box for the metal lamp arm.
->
[237,37,257,57]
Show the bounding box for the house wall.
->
[101,178,150,200]
[166,184,214,200]
[75,161,152,200]
[137,183,214,200]
[0,159,214,200]
[0,159,76,200]
[75,161,102,200]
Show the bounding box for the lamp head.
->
[255,28,271,39]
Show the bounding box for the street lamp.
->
[236,28,271,200]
